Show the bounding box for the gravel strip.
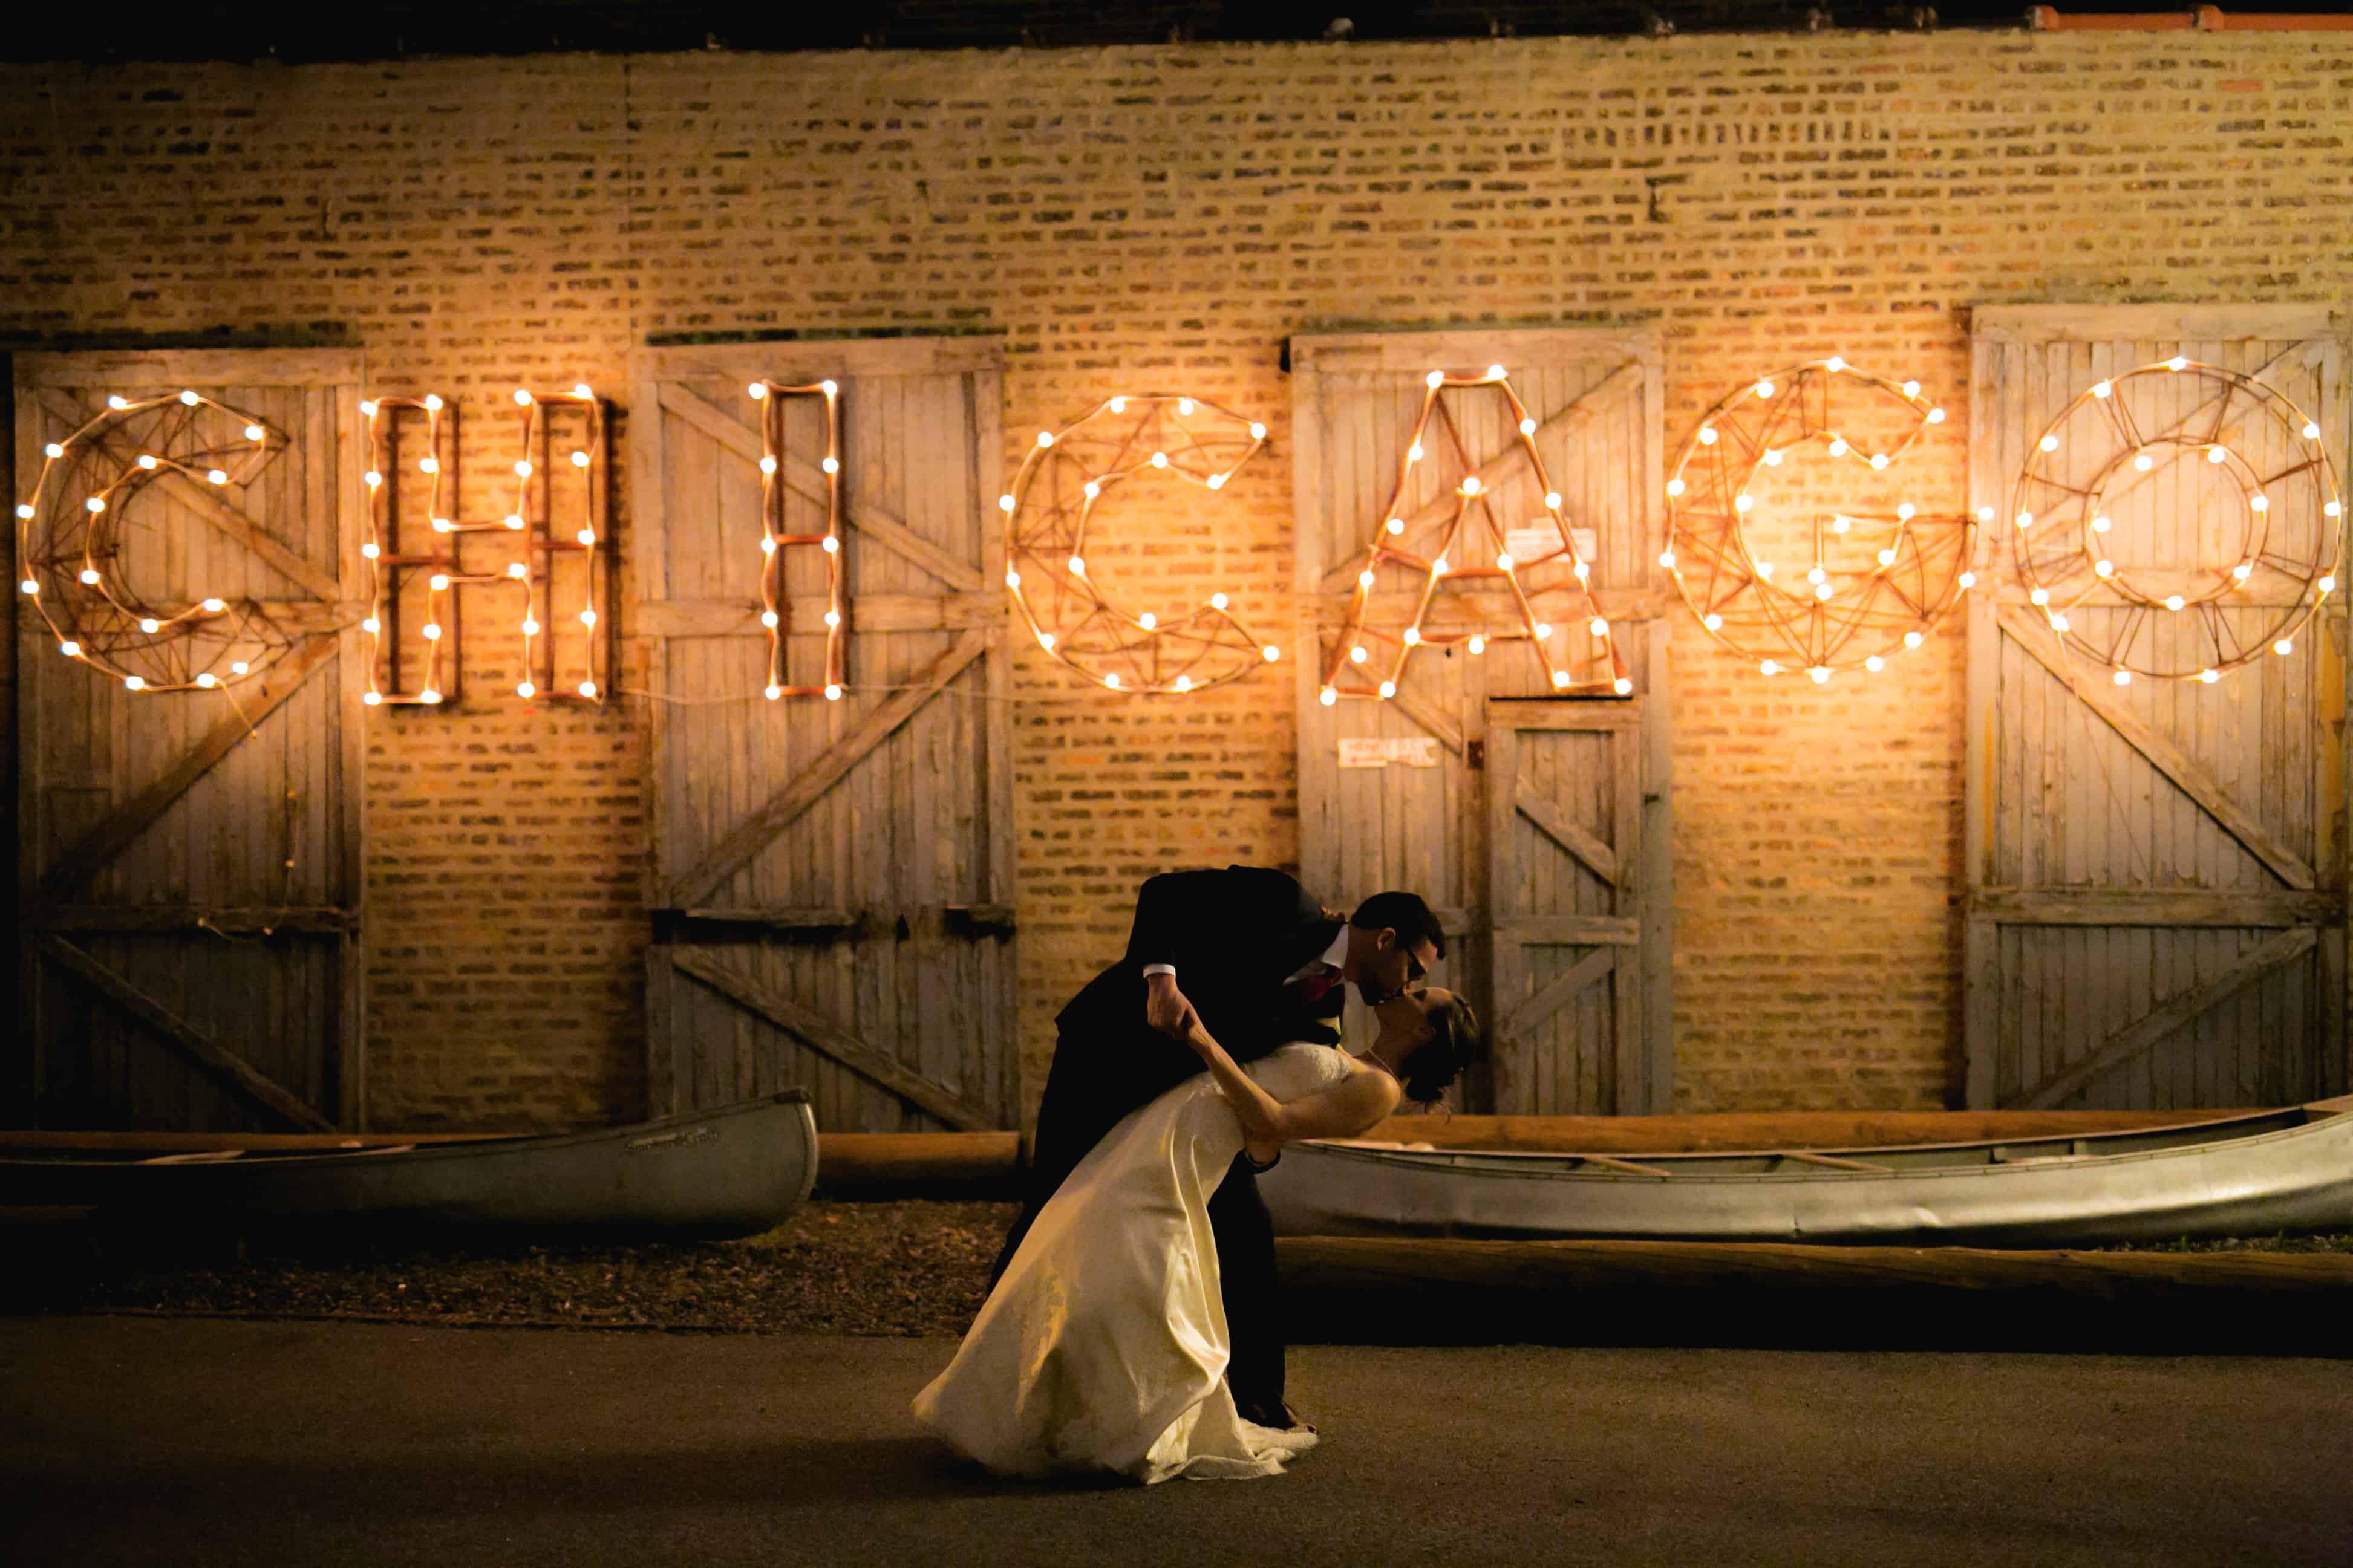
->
[13,1201,2349,1337]
[19,1200,1022,1338]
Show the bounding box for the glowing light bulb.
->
[362,689,383,706]
[2092,513,2112,533]
[1659,548,1677,570]
[1865,656,1885,672]
[1763,448,1783,467]
[1495,553,1514,571]
[79,568,100,584]
[579,608,597,628]
[2135,452,2153,472]
[178,389,199,406]
[1832,516,1851,535]
[85,496,105,514]
[362,617,380,634]
[230,661,248,675]
[2275,639,2295,657]
[760,536,778,556]
[2092,381,2113,400]
[766,684,783,700]
[1262,645,1280,662]
[2328,501,2343,518]
[578,680,598,699]
[419,457,439,475]
[513,388,534,406]
[1533,622,1553,640]
[44,443,62,458]
[517,682,536,699]
[13,504,30,519]
[2233,562,2253,582]
[1755,379,1775,399]
[1809,666,1830,685]
[1406,443,1423,463]
[821,456,840,475]
[1139,612,1157,631]
[2038,434,2060,453]
[999,494,1016,513]
[1575,562,1591,581]
[1550,670,1571,689]
[2029,587,2049,605]
[1826,356,1846,372]
[2250,496,2269,513]
[1520,418,1538,436]
[2016,511,2034,530]
[1735,494,1754,512]
[1870,453,1890,470]
[1760,660,1779,677]
[2199,669,2220,684]
[1005,570,1021,591]
[575,383,595,399]
[1432,557,1449,576]
[1699,426,1717,446]
[1976,506,1994,524]
[422,622,442,640]
[1467,635,1486,655]
[1350,645,1368,664]
[1755,561,1775,579]
[1828,437,1849,457]
[1543,491,1562,511]
[1386,518,1405,534]
[1038,633,1056,652]
[508,562,527,581]
[2302,420,2320,440]
[2168,356,2188,372]
[1426,371,1445,389]
[818,535,840,555]
[2162,594,2185,611]
[522,617,540,636]
[429,573,449,591]
[1703,614,1722,633]
[2205,446,2229,466]
[748,382,768,400]
[2113,669,2132,686]
[140,617,160,634]
[1210,593,1229,610]
[1459,475,1481,496]
[1150,452,1169,469]
[1589,617,1609,637]
[1108,397,1126,414]
[2051,614,2071,634]
[1614,677,1633,695]
[1176,398,1195,416]
[125,675,144,690]
[1207,474,1226,490]
[1036,431,1054,448]
[576,528,596,547]
[1959,571,1977,589]
[18,577,34,596]
[503,513,524,530]
[1904,631,1924,649]
[1403,627,1421,646]
[1069,556,1086,576]
[1666,478,1685,498]
[761,610,780,629]
[2322,576,2337,594]
[203,596,224,613]
[824,684,843,701]
[823,610,840,628]
[1877,548,1898,567]
[1319,687,1337,706]
[60,640,80,657]
[1104,673,1122,690]
[759,455,778,476]
[1378,680,1396,698]
[1487,364,1506,380]
[197,672,217,688]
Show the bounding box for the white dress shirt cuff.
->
[1141,963,1176,979]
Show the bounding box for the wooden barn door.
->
[631,339,1015,1131]
[1965,305,2351,1109]
[1291,328,1673,1114]
[15,350,368,1131]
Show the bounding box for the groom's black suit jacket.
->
[1034,865,1343,1188]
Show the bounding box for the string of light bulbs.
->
[746,378,845,701]
[1319,366,1628,708]
[2007,357,2343,686]
[1663,359,1976,685]
[1000,393,1278,695]
[358,386,610,708]
[16,389,295,692]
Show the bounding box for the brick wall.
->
[3,33,2345,1127]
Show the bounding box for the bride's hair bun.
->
[1398,992,1483,1107]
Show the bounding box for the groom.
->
[993,865,1444,1430]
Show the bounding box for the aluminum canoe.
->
[1260,1097,2353,1246]
[0,1091,818,1238]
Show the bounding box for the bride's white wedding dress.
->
[913,1041,1352,1484]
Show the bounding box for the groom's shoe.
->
[1239,1399,1316,1436]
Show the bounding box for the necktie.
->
[1288,965,1341,1009]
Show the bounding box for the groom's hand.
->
[1145,971,1198,1038]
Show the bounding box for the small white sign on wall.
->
[1339,737,1443,770]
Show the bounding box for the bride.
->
[913,986,1481,1485]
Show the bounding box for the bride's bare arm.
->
[1184,1020,1401,1150]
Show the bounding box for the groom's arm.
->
[1128,867,1312,1036]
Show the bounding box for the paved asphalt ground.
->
[5,1315,2349,1567]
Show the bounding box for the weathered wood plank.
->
[1970,305,2343,345]
[1971,888,2342,927]
[1499,944,1616,1044]
[17,350,365,389]
[2010,926,2320,1110]
[24,904,359,934]
[36,934,335,1131]
[1516,782,1617,886]
[37,634,339,900]
[1999,603,2315,889]
[667,628,988,908]
[1496,915,1641,946]
[670,948,991,1130]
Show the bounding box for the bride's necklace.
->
[1355,1043,1402,1079]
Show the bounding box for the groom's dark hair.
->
[1349,891,1445,960]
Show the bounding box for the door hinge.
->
[1466,740,1486,770]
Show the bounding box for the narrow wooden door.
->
[1965,305,2349,1108]
[1290,327,1673,1113]
[631,339,1016,1131]
[15,350,368,1131]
